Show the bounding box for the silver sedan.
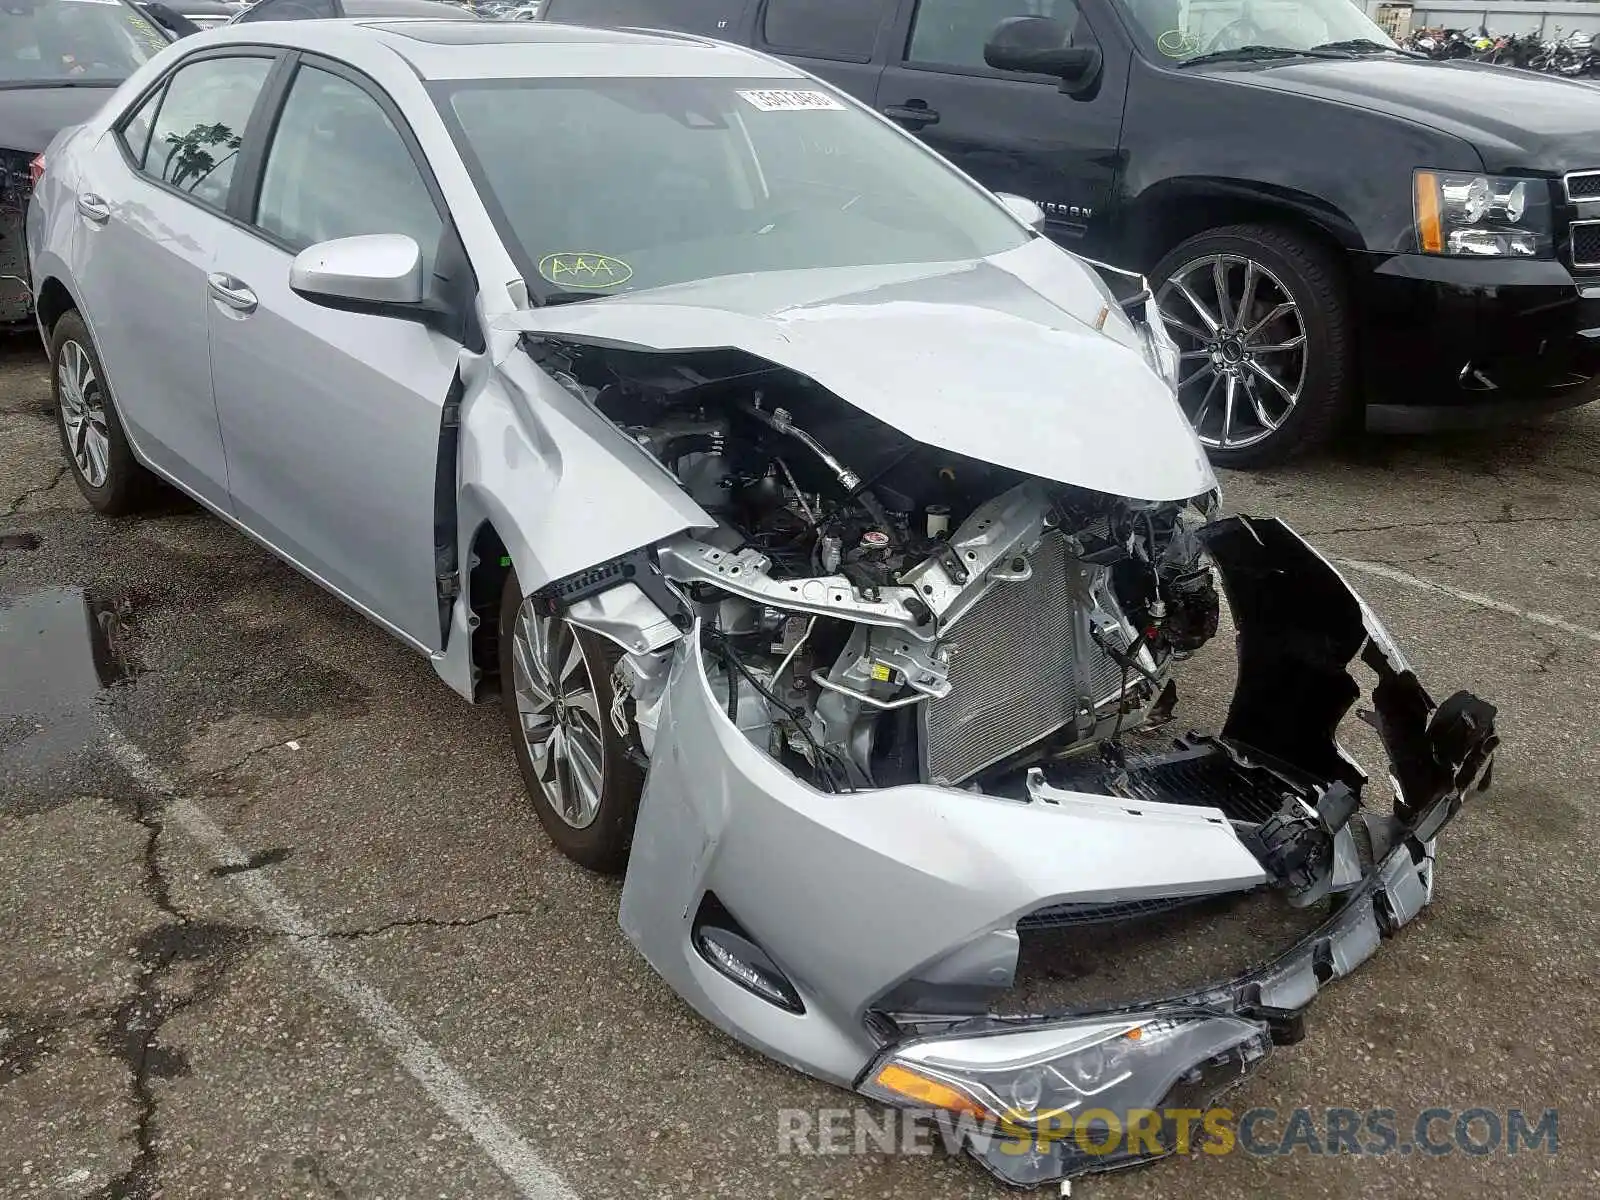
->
[28,18,1497,1188]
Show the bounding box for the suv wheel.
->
[1152,224,1352,466]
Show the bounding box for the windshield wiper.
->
[1310,38,1422,57]
[537,290,614,307]
[1177,45,1355,68]
[0,79,118,90]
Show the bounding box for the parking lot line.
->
[101,726,581,1200]
[1333,556,1600,645]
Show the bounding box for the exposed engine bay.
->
[519,334,1500,1188]
[544,342,1224,797]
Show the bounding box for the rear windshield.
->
[0,0,166,88]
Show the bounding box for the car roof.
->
[199,19,804,81]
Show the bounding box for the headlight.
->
[859,1013,1272,1185]
[1414,169,1551,258]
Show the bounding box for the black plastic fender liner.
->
[1201,516,1369,791]
[1202,516,1498,831]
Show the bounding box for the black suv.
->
[540,0,1600,464]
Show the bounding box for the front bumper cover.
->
[616,516,1497,1187]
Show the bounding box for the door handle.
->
[881,102,940,128]
[76,192,111,224]
[207,273,258,314]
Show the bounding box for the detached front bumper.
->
[1354,252,1600,429]
[617,518,1497,1188]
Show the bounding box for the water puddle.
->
[0,586,138,807]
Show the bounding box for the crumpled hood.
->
[496,239,1216,504]
[1210,57,1600,172]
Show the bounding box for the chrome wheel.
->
[1157,254,1308,451]
[510,600,606,829]
[58,339,111,488]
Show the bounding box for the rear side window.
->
[142,56,273,209]
[907,0,1080,69]
[118,84,165,169]
[762,0,890,61]
[540,0,736,35]
[254,65,443,268]
[235,0,338,19]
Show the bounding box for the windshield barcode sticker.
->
[736,89,845,112]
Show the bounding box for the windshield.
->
[1118,0,1395,62]
[0,0,165,87]
[434,76,1030,300]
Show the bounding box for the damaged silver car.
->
[29,19,1498,1187]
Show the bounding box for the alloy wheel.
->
[510,600,607,829]
[1156,254,1308,451]
[58,339,111,488]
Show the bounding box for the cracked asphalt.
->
[3,330,1598,1199]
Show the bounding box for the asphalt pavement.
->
[3,332,1597,1199]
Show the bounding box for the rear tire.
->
[498,571,644,874]
[49,310,157,515]
[1152,224,1353,468]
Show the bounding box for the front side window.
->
[0,0,167,87]
[762,0,891,61]
[907,0,1080,70]
[1116,0,1393,61]
[255,65,442,266]
[143,56,273,209]
[436,76,1028,300]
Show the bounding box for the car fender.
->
[433,325,711,697]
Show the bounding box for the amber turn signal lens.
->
[1415,170,1443,253]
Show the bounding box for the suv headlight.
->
[1414,169,1551,258]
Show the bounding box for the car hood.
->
[0,84,118,156]
[1209,57,1600,172]
[496,241,1217,504]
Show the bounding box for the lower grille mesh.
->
[922,533,1125,784]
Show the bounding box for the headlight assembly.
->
[1414,169,1551,258]
[859,1013,1272,1183]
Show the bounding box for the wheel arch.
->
[33,275,78,346]
[1122,178,1362,272]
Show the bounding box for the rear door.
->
[749,0,897,102]
[875,0,1126,253]
[68,49,278,510]
[206,54,469,650]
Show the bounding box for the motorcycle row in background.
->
[1405,24,1600,73]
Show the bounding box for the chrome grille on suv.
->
[921,532,1127,785]
[1572,220,1600,269]
[1565,171,1600,202]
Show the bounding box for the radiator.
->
[921,531,1127,785]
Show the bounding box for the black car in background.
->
[541,0,1600,463]
[0,0,170,325]
[230,0,475,19]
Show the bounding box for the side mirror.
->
[290,234,427,318]
[984,16,1103,96]
[996,192,1046,232]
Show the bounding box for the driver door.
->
[206,56,468,651]
[876,0,1127,253]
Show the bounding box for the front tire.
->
[498,571,644,874]
[49,310,157,514]
[1152,224,1352,467]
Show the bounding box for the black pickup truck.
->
[540,0,1600,464]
